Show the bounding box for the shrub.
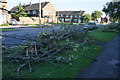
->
[0,23,9,26]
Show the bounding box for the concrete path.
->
[76,34,120,78]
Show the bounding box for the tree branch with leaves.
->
[11,3,27,18]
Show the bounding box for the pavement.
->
[76,34,120,78]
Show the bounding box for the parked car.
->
[9,19,19,25]
[83,22,98,30]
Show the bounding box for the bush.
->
[0,23,9,26]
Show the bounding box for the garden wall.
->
[19,17,57,24]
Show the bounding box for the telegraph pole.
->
[39,0,41,27]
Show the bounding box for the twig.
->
[28,61,32,72]
[17,63,28,72]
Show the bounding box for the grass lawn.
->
[2,41,103,78]
[0,28,18,31]
[88,28,118,42]
[29,26,42,28]
[88,27,120,42]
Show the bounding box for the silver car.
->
[9,19,19,25]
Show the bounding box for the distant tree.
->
[81,14,91,23]
[70,19,74,25]
[11,3,27,18]
[91,11,103,22]
[102,1,120,23]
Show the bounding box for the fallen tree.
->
[2,26,96,72]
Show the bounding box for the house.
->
[56,10,85,23]
[0,0,7,24]
[10,2,57,24]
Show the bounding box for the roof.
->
[10,2,49,12]
[56,11,85,16]
[0,0,7,3]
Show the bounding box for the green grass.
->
[88,28,118,42]
[29,26,42,28]
[2,42,103,78]
[0,23,9,26]
[0,28,18,31]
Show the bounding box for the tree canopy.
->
[81,14,91,23]
[91,11,103,22]
[11,3,27,18]
[102,1,120,22]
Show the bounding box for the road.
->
[1,27,61,47]
[1,25,82,48]
[76,34,120,78]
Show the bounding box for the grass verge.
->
[88,31,117,42]
[0,28,18,31]
[88,26,119,42]
[2,41,103,78]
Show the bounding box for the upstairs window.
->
[61,15,63,17]
[75,15,78,17]
[63,15,66,17]
[66,15,69,17]
[70,15,73,18]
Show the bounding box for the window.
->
[73,19,78,22]
[49,11,51,14]
[60,19,64,22]
[75,15,78,17]
[44,10,48,15]
[66,15,69,17]
[63,15,66,17]
[27,11,30,14]
[70,15,73,18]
[33,10,36,14]
[61,15,63,17]
[65,19,70,22]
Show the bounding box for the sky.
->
[6,0,112,17]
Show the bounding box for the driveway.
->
[76,34,120,78]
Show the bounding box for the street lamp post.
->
[39,0,41,27]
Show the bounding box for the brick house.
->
[0,0,7,24]
[56,11,85,23]
[10,2,57,24]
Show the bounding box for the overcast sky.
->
[6,0,111,17]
